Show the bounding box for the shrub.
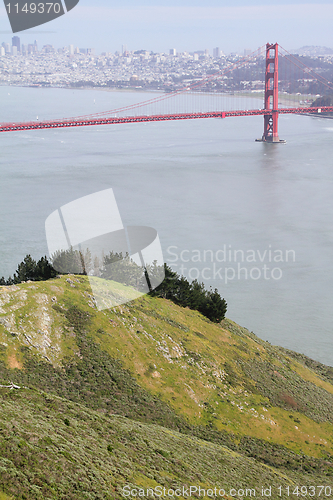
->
[150,265,227,322]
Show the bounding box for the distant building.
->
[69,44,74,55]
[244,49,252,56]
[169,48,176,56]
[42,44,55,53]
[213,47,220,58]
[79,48,94,55]
[11,45,17,56]
[12,36,20,52]
[0,47,5,57]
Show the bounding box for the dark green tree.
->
[5,255,57,285]
[150,264,179,300]
[150,264,227,322]
[14,254,37,283]
[35,256,57,281]
[51,247,86,275]
[143,260,165,292]
[199,287,228,323]
[101,251,144,289]
[187,280,206,310]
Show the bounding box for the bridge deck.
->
[1,106,333,133]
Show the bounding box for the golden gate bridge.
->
[1,43,333,141]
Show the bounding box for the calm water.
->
[1,86,332,366]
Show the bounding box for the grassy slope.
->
[0,387,328,500]
[0,276,333,497]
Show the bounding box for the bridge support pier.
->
[257,42,285,143]
[263,111,279,142]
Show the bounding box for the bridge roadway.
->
[1,106,333,133]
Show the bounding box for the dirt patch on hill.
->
[7,352,23,370]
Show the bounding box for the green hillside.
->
[0,276,332,498]
[0,387,329,500]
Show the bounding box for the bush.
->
[150,265,227,322]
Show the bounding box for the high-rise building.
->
[12,36,20,52]
[11,45,17,56]
[69,44,74,55]
[169,48,176,56]
[42,44,54,53]
[0,47,5,57]
[213,47,220,58]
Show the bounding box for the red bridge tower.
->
[261,42,282,142]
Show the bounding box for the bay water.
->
[0,85,332,366]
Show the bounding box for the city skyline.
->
[1,34,333,60]
[0,0,332,56]
[0,35,259,57]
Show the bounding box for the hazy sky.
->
[0,1,333,54]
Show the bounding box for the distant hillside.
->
[293,46,333,57]
[0,277,332,498]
